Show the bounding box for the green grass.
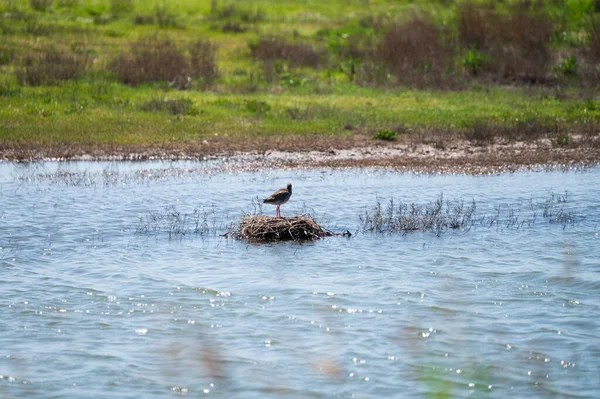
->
[0,0,599,153]
[2,79,595,146]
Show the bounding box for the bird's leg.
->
[276,205,280,217]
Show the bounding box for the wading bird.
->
[263,183,292,217]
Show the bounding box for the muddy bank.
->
[1,136,599,174]
[248,140,600,174]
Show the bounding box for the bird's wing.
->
[264,188,288,202]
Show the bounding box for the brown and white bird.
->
[263,183,292,217]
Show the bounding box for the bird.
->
[263,183,292,217]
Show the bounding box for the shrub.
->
[250,37,321,68]
[56,0,78,7]
[555,134,569,146]
[457,1,553,82]
[111,37,187,86]
[464,121,495,145]
[210,3,265,23]
[317,23,376,60]
[377,15,455,87]
[111,36,218,89]
[16,48,87,85]
[501,12,553,82]
[373,129,397,141]
[461,48,486,76]
[139,97,200,115]
[134,14,154,25]
[284,104,339,120]
[222,21,247,33]
[465,119,551,145]
[586,16,600,64]
[211,2,236,19]
[457,1,494,51]
[557,55,578,76]
[29,0,53,12]
[93,14,112,25]
[154,4,179,28]
[111,0,134,16]
[245,99,271,114]
[583,99,597,111]
[0,46,14,65]
[0,82,22,97]
[188,39,219,87]
[25,21,53,35]
[238,7,264,23]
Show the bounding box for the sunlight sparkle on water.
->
[1,162,599,398]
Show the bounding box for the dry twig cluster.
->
[231,215,332,241]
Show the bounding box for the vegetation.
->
[136,205,219,239]
[373,129,397,141]
[361,192,582,235]
[139,97,200,115]
[0,0,599,158]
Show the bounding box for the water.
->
[1,161,599,398]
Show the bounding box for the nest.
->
[231,215,333,241]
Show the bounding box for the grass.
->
[361,192,582,235]
[0,0,599,159]
[136,205,219,239]
[1,82,598,158]
[361,194,476,235]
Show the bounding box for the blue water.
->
[0,162,599,398]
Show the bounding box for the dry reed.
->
[361,192,582,235]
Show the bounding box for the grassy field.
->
[0,0,599,159]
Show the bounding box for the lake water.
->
[0,161,599,398]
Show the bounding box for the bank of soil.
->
[1,133,599,174]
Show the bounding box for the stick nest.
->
[231,215,332,241]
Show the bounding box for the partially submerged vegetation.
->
[0,0,599,162]
[135,206,220,239]
[131,191,581,242]
[361,195,476,235]
[361,192,582,235]
[134,200,334,241]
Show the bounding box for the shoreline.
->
[1,138,599,174]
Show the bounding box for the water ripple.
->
[1,162,599,398]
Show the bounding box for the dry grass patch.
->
[457,1,553,82]
[111,36,218,89]
[464,119,551,145]
[587,17,600,64]
[361,195,476,235]
[17,47,87,86]
[250,36,322,68]
[139,97,200,115]
[361,192,583,235]
[378,14,455,88]
[29,0,53,12]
